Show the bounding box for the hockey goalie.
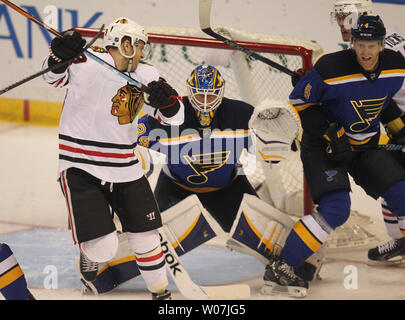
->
[75,65,323,299]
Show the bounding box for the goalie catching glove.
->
[322,123,352,164]
[249,99,301,164]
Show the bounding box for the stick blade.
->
[199,0,213,29]
[202,284,250,300]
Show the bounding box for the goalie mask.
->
[104,17,150,60]
[186,65,225,127]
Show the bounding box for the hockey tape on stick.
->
[378,144,405,151]
[199,0,298,77]
[0,0,149,92]
[159,225,250,300]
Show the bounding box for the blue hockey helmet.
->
[186,65,225,114]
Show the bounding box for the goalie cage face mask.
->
[187,65,225,126]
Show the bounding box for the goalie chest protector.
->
[138,97,254,191]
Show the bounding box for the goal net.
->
[76,26,387,250]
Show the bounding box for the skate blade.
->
[367,256,405,266]
[260,282,307,298]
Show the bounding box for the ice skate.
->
[79,252,99,281]
[261,254,308,298]
[367,237,405,265]
[152,289,172,300]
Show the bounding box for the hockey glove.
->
[48,30,86,73]
[146,80,181,117]
[291,68,307,87]
[322,123,352,164]
[386,118,405,144]
[50,30,86,62]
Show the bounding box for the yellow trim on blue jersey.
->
[293,221,322,253]
[210,129,250,136]
[292,103,318,112]
[313,53,327,66]
[158,134,200,145]
[324,73,365,84]
[348,136,372,145]
[324,69,405,85]
[0,265,24,290]
[380,69,405,76]
[173,180,222,193]
[158,130,249,145]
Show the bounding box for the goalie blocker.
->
[77,195,323,294]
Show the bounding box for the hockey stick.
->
[159,225,250,300]
[379,144,405,151]
[0,0,149,92]
[0,25,104,96]
[199,0,298,77]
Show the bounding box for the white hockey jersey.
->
[42,48,184,183]
[385,28,405,59]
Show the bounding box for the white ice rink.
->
[0,121,404,301]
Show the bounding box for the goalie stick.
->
[199,0,299,77]
[0,0,149,92]
[159,225,250,300]
[0,25,104,96]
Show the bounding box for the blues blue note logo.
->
[350,96,387,132]
[184,151,230,184]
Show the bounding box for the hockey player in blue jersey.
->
[331,0,405,264]
[74,65,314,297]
[0,243,35,300]
[262,15,405,297]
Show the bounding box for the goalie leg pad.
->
[161,194,226,256]
[228,194,295,264]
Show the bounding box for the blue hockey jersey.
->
[138,97,254,192]
[289,49,405,147]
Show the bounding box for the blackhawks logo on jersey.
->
[184,151,230,184]
[111,84,144,125]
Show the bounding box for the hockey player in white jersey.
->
[331,0,405,263]
[42,17,185,300]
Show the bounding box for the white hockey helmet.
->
[332,0,373,18]
[104,17,148,57]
